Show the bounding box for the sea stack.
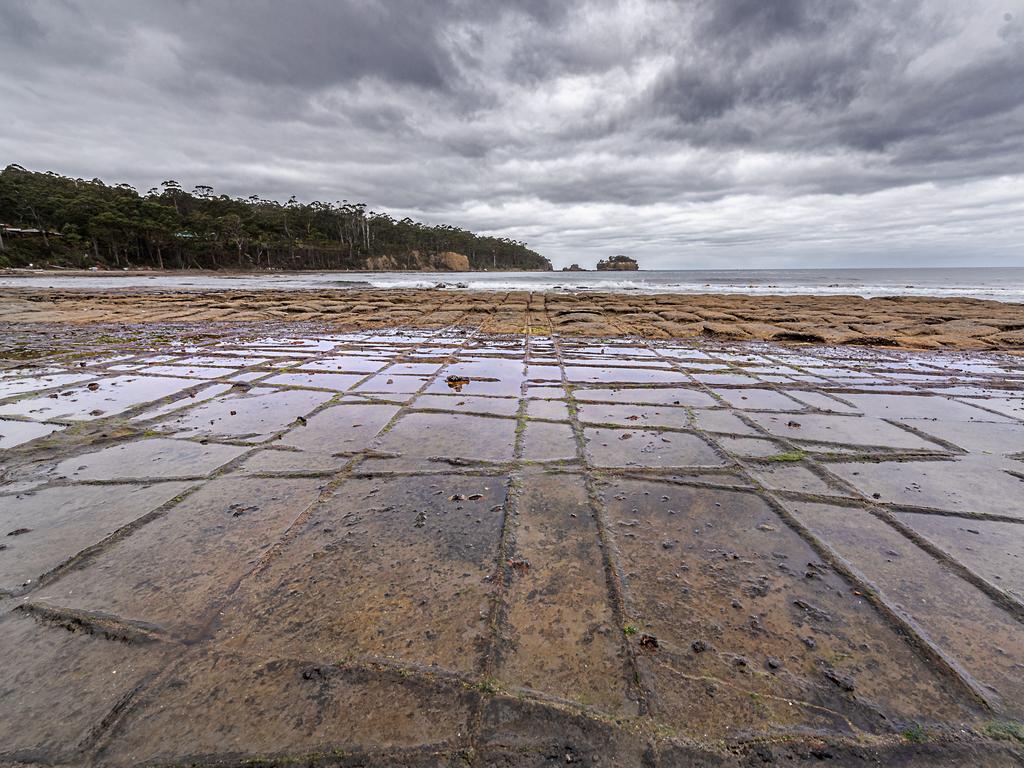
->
[596,254,639,271]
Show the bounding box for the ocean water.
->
[3,267,1024,302]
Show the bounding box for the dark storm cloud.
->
[1,0,1023,267]
[165,1,459,90]
[0,2,45,41]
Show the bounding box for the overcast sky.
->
[2,0,1023,269]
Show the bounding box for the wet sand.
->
[1,322,1022,766]
[2,286,1024,350]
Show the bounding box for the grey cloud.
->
[180,1,458,90]
[0,1,46,43]
[1,0,1023,268]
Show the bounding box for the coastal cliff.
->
[0,165,552,272]
[596,255,639,271]
[365,250,470,271]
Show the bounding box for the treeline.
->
[0,165,551,271]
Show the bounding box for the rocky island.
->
[595,254,638,270]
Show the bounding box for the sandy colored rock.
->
[5,286,1021,351]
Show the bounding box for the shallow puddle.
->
[0,375,200,421]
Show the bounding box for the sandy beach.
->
[2,285,1024,351]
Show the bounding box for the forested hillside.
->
[0,165,551,271]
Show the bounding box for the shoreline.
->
[2,286,1023,351]
[4,267,1024,305]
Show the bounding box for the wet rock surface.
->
[0,323,1022,766]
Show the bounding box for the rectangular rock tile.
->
[574,344,660,358]
[388,361,446,376]
[277,402,400,454]
[909,420,1024,454]
[786,500,1024,718]
[526,363,562,381]
[448,358,527,379]
[229,371,267,383]
[674,361,729,372]
[788,391,860,414]
[710,352,775,364]
[355,373,432,394]
[584,427,724,469]
[0,375,200,421]
[575,387,716,408]
[748,412,944,450]
[601,480,979,739]
[372,412,517,467]
[0,611,170,762]
[138,364,238,379]
[522,421,577,462]
[288,356,390,373]
[691,408,759,435]
[176,355,271,367]
[524,398,569,421]
[236,448,347,474]
[425,374,523,398]
[0,482,192,593]
[164,386,334,441]
[716,436,787,458]
[714,388,806,411]
[241,337,339,352]
[691,372,762,386]
[577,402,691,430]
[565,358,672,369]
[894,512,1024,603]
[959,397,1024,421]
[658,348,713,361]
[99,651,473,765]
[564,366,688,385]
[829,456,1024,517]
[34,477,324,636]
[47,438,247,481]
[215,475,506,672]
[261,371,364,391]
[499,473,631,714]
[842,394,1007,422]
[527,384,568,399]
[749,462,843,495]
[412,394,521,418]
